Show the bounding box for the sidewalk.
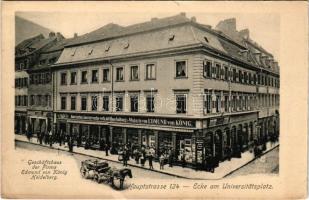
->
[15,134,279,180]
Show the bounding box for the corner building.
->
[52,13,279,169]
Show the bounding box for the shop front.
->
[15,111,27,134]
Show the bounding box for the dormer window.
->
[105,45,110,52]
[71,48,77,56]
[88,48,93,55]
[123,42,129,49]
[204,36,209,43]
[169,34,175,41]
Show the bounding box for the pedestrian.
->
[159,154,165,170]
[140,151,146,167]
[181,152,186,168]
[148,152,154,170]
[39,131,43,144]
[68,135,73,153]
[133,148,140,164]
[49,129,53,147]
[123,148,128,167]
[224,144,232,161]
[105,143,109,156]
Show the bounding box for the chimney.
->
[56,32,64,41]
[49,32,56,38]
[191,16,196,22]
[215,18,240,42]
[74,33,78,38]
[151,17,158,22]
[253,52,261,63]
[239,29,250,39]
[180,12,186,17]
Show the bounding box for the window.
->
[47,95,51,107]
[146,63,156,80]
[70,72,77,84]
[232,96,237,112]
[61,72,67,85]
[130,65,139,80]
[116,67,124,81]
[24,95,28,106]
[203,60,212,78]
[224,66,229,80]
[239,70,243,83]
[30,95,35,106]
[176,61,187,78]
[215,94,221,113]
[224,95,229,112]
[102,68,110,82]
[37,95,42,106]
[215,63,221,79]
[130,96,138,112]
[81,96,87,111]
[204,90,212,114]
[92,70,98,83]
[81,71,88,83]
[244,72,248,84]
[116,96,123,112]
[176,94,187,114]
[71,96,76,110]
[61,96,66,110]
[232,68,237,82]
[91,96,97,111]
[46,73,51,83]
[102,96,109,111]
[146,96,155,112]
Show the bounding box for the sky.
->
[16,10,280,59]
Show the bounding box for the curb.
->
[223,144,279,178]
[15,138,279,180]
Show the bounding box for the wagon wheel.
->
[80,167,87,178]
[94,174,100,183]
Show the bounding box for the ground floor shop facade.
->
[26,110,53,136]
[54,111,279,169]
[15,111,27,134]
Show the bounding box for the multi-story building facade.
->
[26,33,66,136]
[50,13,279,168]
[15,33,59,134]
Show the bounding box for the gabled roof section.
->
[66,13,191,47]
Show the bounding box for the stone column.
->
[109,126,113,144]
[154,130,159,156]
[172,132,177,152]
[138,129,142,147]
[123,128,127,144]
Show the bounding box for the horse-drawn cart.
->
[80,159,132,189]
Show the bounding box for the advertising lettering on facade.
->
[65,114,196,128]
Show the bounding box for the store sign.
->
[66,114,196,128]
[208,117,230,128]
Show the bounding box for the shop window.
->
[176,94,187,114]
[130,96,138,112]
[146,96,155,112]
[61,72,67,85]
[71,96,76,110]
[102,68,110,82]
[70,72,77,84]
[146,63,156,80]
[92,70,98,83]
[61,96,66,110]
[81,71,88,84]
[116,96,123,112]
[203,60,212,78]
[175,60,187,78]
[204,90,212,114]
[130,65,139,81]
[91,96,98,111]
[116,67,124,81]
[102,96,109,111]
[215,63,221,79]
[81,96,87,111]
